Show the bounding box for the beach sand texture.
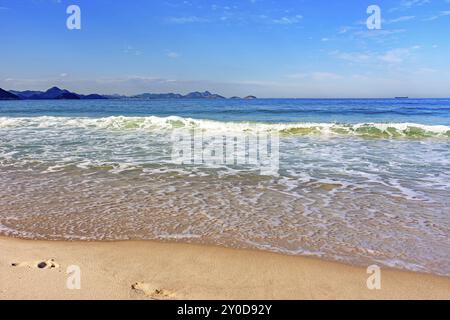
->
[1,236,449,300]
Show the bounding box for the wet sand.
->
[0,236,449,300]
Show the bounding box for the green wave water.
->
[1,116,450,139]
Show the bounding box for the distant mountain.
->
[0,88,20,100]
[10,87,81,100]
[103,94,128,99]
[56,91,81,100]
[29,87,80,100]
[10,87,107,100]
[3,87,252,100]
[132,93,184,99]
[229,96,258,100]
[184,91,225,99]
[10,90,43,99]
[132,91,226,100]
[80,94,108,100]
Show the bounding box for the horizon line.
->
[2,86,450,100]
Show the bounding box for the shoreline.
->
[1,236,449,300]
[2,234,447,277]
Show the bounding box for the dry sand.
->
[0,236,449,300]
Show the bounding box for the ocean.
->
[0,98,449,275]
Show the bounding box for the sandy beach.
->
[0,236,448,300]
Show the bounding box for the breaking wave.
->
[1,116,450,138]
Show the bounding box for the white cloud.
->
[414,67,437,74]
[332,46,419,65]
[166,16,209,24]
[123,45,142,56]
[400,0,430,8]
[272,15,303,25]
[166,51,181,59]
[424,11,450,21]
[338,26,358,34]
[379,48,412,63]
[353,29,406,39]
[311,72,342,81]
[287,72,342,81]
[385,16,415,24]
[389,0,430,13]
[332,51,371,63]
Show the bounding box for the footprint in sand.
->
[11,259,60,270]
[131,282,176,300]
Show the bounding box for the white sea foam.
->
[1,116,450,138]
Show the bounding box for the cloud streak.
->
[271,15,303,25]
[166,16,209,24]
[385,15,415,24]
[423,11,450,21]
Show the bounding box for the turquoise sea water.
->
[0,99,449,275]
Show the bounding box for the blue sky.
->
[1,0,449,97]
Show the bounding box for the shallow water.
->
[0,99,449,275]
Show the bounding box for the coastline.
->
[1,236,449,300]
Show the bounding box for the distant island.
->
[0,88,21,100]
[0,86,257,101]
